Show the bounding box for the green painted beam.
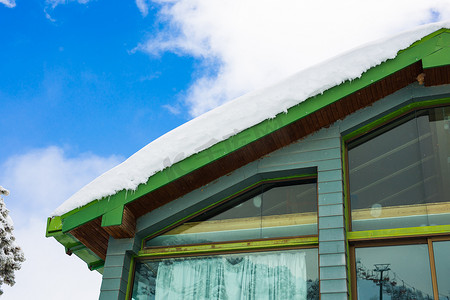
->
[48,230,104,273]
[65,242,86,255]
[53,29,450,236]
[88,260,105,271]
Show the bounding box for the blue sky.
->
[1,0,194,160]
[0,0,449,299]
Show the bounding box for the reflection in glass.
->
[349,106,450,231]
[355,244,433,300]
[146,180,317,247]
[131,249,319,300]
[433,241,450,299]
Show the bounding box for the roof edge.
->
[47,28,450,236]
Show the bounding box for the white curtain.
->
[154,251,307,300]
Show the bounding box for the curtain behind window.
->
[154,251,307,300]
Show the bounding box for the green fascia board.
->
[423,44,450,68]
[399,28,448,51]
[46,216,62,237]
[101,205,125,227]
[50,29,450,235]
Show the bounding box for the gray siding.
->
[99,237,138,300]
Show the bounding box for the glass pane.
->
[355,244,433,300]
[261,183,317,239]
[131,249,319,300]
[146,180,317,247]
[433,240,450,299]
[349,107,450,231]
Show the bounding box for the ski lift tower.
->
[374,264,390,300]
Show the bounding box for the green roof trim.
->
[47,29,450,268]
[423,46,450,68]
[46,216,62,237]
[49,229,104,273]
[47,217,104,273]
[101,205,125,227]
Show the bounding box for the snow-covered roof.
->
[52,21,450,217]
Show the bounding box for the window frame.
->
[142,174,319,250]
[127,174,321,299]
[343,98,450,299]
[343,98,450,234]
[349,236,450,299]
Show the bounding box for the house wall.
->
[99,83,450,300]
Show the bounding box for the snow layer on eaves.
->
[52,21,450,217]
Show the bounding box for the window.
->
[346,102,450,299]
[348,106,450,231]
[145,178,318,247]
[352,238,450,299]
[131,248,319,300]
[354,242,434,299]
[131,178,319,300]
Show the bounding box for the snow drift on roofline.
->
[52,21,450,217]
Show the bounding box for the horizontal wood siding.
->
[99,237,137,300]
[257,125,348,298]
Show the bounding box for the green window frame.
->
[127,174,321,299]
[343,98,450,238]
[343,97,450,299]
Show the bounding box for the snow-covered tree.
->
[0,186,25,295]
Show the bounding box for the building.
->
[46,23,450,299]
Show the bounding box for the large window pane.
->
[131,249,319,300]
[349,107,450,231]
[146,180,317,247]
[355,244,433,299]
[433,240,450,299]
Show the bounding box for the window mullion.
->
[428,239,440,300]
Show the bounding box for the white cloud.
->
[140,0,450,117]
[163,103,182,115]
[0,147,122,299]
[136,0,150,16]
[44,0,91,21]
[46,0,90,9]
[0,0,15,8]
[1,146,122,215]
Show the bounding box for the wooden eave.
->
[46,29,450,267]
